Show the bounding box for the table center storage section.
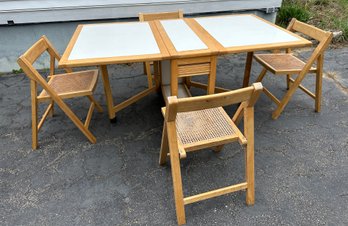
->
[155,18,218,101]
[160,20,207,52]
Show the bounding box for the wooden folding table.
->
[59,15,312,121]
[59,21,169,121]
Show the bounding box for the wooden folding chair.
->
[160,83,263,225]
[17,36,103,150]
[253,18,333,119]
[139,10,184,90]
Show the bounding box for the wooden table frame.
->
[60,21,170,120]
[59,15,312,121]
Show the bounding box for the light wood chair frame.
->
[17,36,103,149]
[160,83,263,225]
[253,18,333,119]
[139,10,184,91]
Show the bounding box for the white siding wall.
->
[0,0,282,72]
[0,0,281,24]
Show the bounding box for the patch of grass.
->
[341,23,348,39]
[12,68,23,74]
[332,17,348,40]
[278,0,348,41]
[277,1,311,27]
[312,0,330,6]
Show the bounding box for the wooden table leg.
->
[170,60,179,96]
[243,52,254,87]
[154,61,161,91]
[100,65,116,122]
[207,56,217,94]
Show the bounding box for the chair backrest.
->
[17,36,72,101]
[17,35,70,82]
[287,19,331,43]
[165,83,263,122]
[139,10,183,22]
[287,19,333,75]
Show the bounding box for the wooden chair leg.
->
[167,122,186,225]
[145,62,153,88]
[272,73,306,119]
[232,101,248,125]
[244,107,255,205]
[212,145,224,153]
[64,107,97,143]
[143,62,147,75]
[243,52,254,87]
[315,54,324,112]
[286,74,291,90]
[256,68,267,82]
[30,80,38,150]
[207,56,217,94]
[84,102,95,129]
[159,123,169,165]
[185,77,191,89]
[50,94,97,143]
[88,95,103,113]
[48,100,54,117]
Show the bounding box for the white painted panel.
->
[0,0,282,25]
[161,60,171,85]
[161,20,207,52]
[196,15,300,47]
[162,84,190,99]
[68,22,160,60]
[0,0,282,11]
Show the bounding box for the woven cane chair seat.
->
[175,107,239,149]
[38,70,98,100]
[254,53,316,75]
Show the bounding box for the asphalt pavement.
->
[1,47,347,225]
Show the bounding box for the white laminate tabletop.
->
[195,15,301,48]
[160,19,207,52]
[68,22,160,61]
